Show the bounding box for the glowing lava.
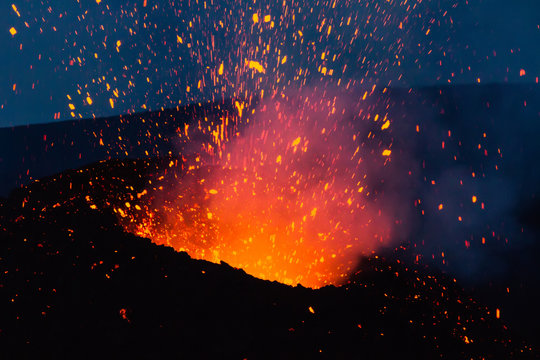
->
[121,90,394,288]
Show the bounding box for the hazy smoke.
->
[385,85,540,284]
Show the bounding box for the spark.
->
[11,4,20,17]
[247,60,266,74]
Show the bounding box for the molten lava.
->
[121,91,394,288]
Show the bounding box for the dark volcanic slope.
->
[0,100,236,197]
[0,159,536,359]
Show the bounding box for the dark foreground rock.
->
[0,159,536,359]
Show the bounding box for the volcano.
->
[1,84,540,359]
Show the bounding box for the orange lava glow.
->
[121,91,394,288]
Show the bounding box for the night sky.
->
[1,0,539,127]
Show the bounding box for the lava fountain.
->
[122,90,396,288]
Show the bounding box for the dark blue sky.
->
[1,0,539,127]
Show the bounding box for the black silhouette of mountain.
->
[0,157,536,359]
[0,100,237,197]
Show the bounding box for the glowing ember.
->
[120,90,394,288]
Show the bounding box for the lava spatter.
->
[120,89,395,288]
